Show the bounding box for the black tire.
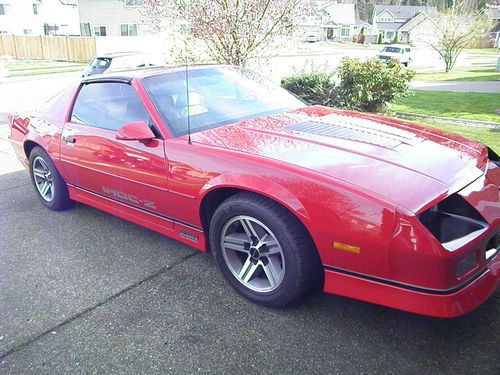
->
[29,146,73,211]
[209,192,322,307]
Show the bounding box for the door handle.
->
[63,135,76,143]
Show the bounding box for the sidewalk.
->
[411,80,500,94]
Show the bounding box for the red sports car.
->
[8,65,500,318]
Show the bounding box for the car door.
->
[60,81,170,219]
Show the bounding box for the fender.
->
[199,173,311,226]
[23,120,66,175]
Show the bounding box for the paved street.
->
[411,81,500,94]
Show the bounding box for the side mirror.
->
[116,121,155,142]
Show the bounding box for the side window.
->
[71,82,150,131]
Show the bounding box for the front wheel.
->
[209,192,322,307]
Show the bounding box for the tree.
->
[142,0,309,67]
[358,26,366,44]
[427,1,491,72]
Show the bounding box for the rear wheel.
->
[29,146,73,210]
[209,192,322,307]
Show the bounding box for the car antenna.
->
[185,56,192,145]
[183,11,192,145]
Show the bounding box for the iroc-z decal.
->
[102,187,157,210]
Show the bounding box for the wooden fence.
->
[0,35,96,62]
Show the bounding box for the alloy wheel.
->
[32,156,54,202]
[220,215,285,293]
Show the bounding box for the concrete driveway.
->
[1,123,500,374]
[0,168,499,374]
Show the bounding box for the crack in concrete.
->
[0,183,30,192]
[0,251,200,361]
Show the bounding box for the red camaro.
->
[8,65,500,317]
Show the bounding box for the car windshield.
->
[382,47,402,53]
[142,66,305,137]
[90,57,111,69]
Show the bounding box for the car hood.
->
[192,107,487,213]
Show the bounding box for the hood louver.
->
[287,121,403,149]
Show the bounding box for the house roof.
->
[355,17,370,26]
[397,12,433,32]
[375,5,438,19]
[377,22,404,31]
[323,3,356,24]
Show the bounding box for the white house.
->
[373,5,438,45]
[298,1,357,42]
[78,0,151,37]
[0,0,79,36]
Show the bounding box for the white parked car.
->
[305,35,319,43]
[377,45,412,67]
[82,52,160,77]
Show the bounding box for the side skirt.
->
[67,184,207,252]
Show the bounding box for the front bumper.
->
[323,246,499,318]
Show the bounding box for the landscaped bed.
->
[392,91,500,124]
[395,117,500,153]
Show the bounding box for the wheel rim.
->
[32,156,54,202]
[220,215,285,293]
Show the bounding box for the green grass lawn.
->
[399,118,500,153]
[4,60,86,77]
[415,66,500,82]
[392,91,500,123]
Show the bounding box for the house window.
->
[94,26,107,37]
[80,22,91,36]
[341,25,350,37]
[33,3,38,14]
[0,4,11,15]
[121,24,138,36]
[125,0,144,6]
[378,12,394,23]
[23,29,33,35]
[386,31,394,40]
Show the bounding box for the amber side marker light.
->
[333,242,361,254]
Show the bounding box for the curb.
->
[394,112,500,128]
